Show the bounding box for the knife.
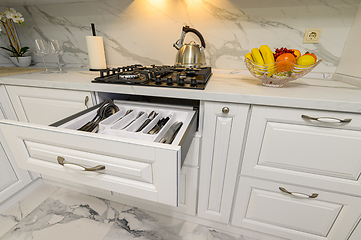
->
[159,121,183,144]
[165,122,183,144]
[148,115,171,135]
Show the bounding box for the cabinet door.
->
[197,101,249,223]
[5,85,94,125]
[0,86,32,206]
[232,177,361,240]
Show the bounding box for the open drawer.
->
[0,99,198,207]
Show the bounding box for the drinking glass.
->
[50,39,66,73]
[34,39,52,74]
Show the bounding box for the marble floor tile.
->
[208,228,260,240]
[0,183,59,237]
[0,187,125,240]
[104,206,209,240]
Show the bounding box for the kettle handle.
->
[182,26,206,49]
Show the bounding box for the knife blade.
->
[165,122,183,144]
[159,121,179,143]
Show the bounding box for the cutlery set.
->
[77,99,184,144]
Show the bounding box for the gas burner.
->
[92,65,212,90]
[119,72,140,79]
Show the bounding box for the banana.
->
[259,45,275,64]
[259,45,276,76]
[245,52,254,62]
[251,48,264,64]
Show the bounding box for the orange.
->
[276,53,296,72]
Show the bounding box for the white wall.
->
[336,1,361,78]
[1,0,360,72]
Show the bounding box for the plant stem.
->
[2,20,21,54]
[9,20,20,53]
[2,22,14,49]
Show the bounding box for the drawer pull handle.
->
[57,156,105,171]
[222,107,229,114]
[301,114,351,123]
[279,187,318,199]
[85,96,89,108]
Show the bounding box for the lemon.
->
[296,55,316,66]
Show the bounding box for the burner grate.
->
[92,65,212,90]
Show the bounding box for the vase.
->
[9,56,31,67]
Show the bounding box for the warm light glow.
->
[147,0,168,9]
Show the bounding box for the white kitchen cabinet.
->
[0,85,32,209]
[232,176,361,240]
[0,99,198,207]
[241,105,361,196]
[197,101,250,223]
[5,85,94,125]
[348,219,361,240]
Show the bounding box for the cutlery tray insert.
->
[57,100,196,145]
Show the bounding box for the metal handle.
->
[222,107,229,114]
[301,114,351,123]
[57,156,105,171]
[85,96,89,108]
[279,187,318,199]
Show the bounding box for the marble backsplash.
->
[0,0,360,73]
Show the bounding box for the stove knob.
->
[150,71,155,79]
[167,76,173,85]
[178,76,185,86]
[191,77,197,87]
[155,76,162,85]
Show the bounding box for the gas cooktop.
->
[92,65,212,90]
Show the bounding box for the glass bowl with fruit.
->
[245,46,322,87]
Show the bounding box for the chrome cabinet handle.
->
[279,187,318,199]
[85,96,89,108]
[57,156,105,171]
[301,114,351,123]
[222,107,229,114]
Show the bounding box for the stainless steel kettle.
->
[173,26,206,68]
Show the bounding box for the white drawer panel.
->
[259,122,361,180]
[242,105,361,196]
[25,141,153,183]
[0,100,197,207]
[246,188,341,236]
[232,177,361,240]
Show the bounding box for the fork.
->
[122,111,145,130]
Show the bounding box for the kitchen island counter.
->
[0,68,360,113]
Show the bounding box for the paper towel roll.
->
[86,36,107,70]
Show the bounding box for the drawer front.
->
[6,85,94,125]
[242,106,361,196]
[0,119,194,207]
[232,177,361,240]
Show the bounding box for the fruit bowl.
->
[245,58,322,87]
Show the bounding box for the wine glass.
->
[50,39,66,73]
[34,39,52,74]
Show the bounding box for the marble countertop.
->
[1,68,361,113]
